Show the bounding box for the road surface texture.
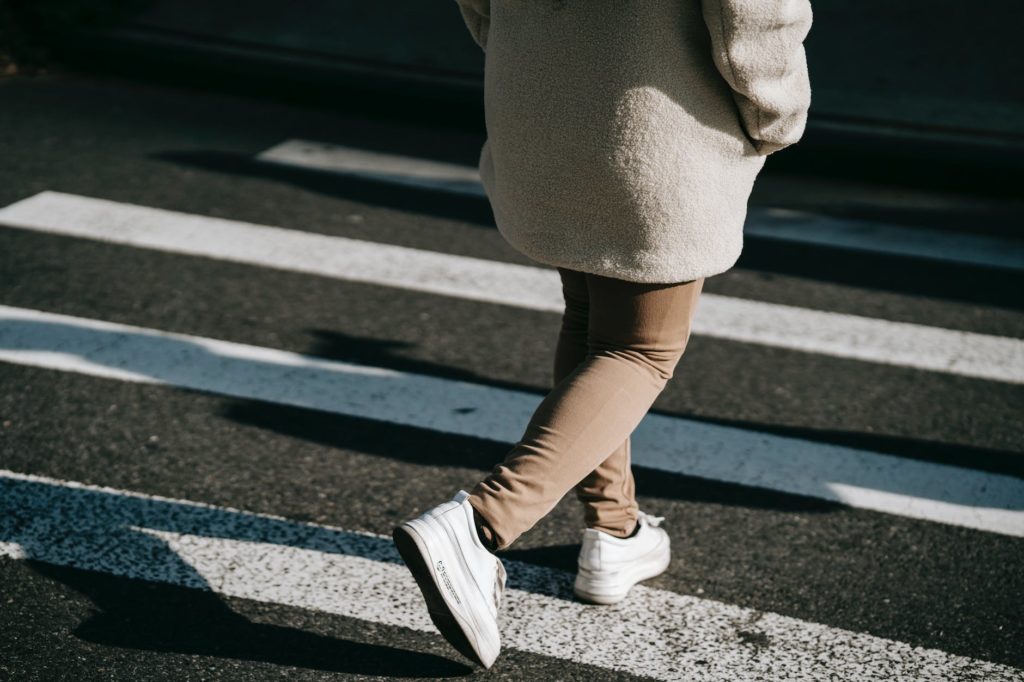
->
[1,74,1022,681]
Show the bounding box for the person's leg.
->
[468,268,704,552]
[552,267,639,539]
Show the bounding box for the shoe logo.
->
[436,560,462,606]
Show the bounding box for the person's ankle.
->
[589,518,640,538]
[472,507,500,553]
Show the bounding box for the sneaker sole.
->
[392,523,493,668]
[573,537,671,605]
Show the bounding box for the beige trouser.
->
[467,266,704,551]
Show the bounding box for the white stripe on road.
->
[1,470,1018,682]
[1,191,1021,384]
[747,207,1024,270]
[257,139,487,197]
[258,138,1024,271]
[1,304,1021,538]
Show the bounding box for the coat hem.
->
[495,222,742,285]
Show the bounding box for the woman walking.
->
[393,0,812,669]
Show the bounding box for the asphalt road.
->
[0,74,1022,681]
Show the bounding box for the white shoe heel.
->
[573,511,670,605]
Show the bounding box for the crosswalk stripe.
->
[257,138,487,197]
[2,470,1018,681]
[1,304,1021,537]
[257,139,1024,271]
[1,191,1021,384]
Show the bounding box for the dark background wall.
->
[4,0,1023,179]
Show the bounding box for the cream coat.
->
[455,0,813,283]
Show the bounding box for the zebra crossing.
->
[2,469,1020,680]
[1,302,1022,537]
[2,124,1023,678]
[256,139,1024,271]
[2,191,1020,384]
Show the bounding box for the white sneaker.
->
[573,510,670,605]
[392,490,507,668]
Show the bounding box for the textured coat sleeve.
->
[700,0,813,155]
[454,0,490,53]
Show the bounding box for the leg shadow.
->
[27,561,472,678]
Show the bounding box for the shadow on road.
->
[27,561,472,677]
[154,149,1024,311]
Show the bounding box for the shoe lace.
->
[639,511,665,528]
